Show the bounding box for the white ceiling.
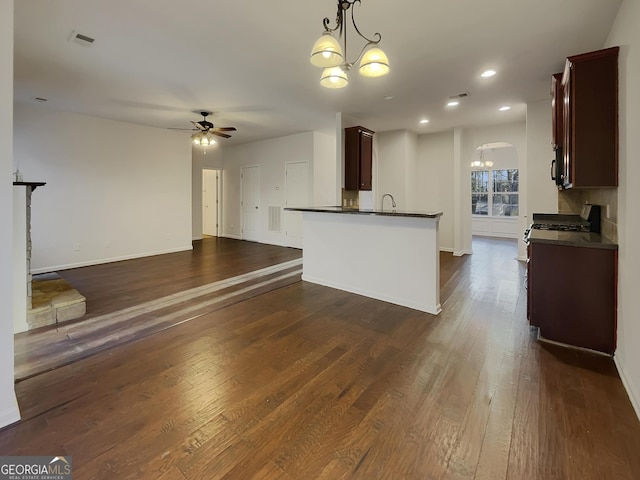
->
[13,0,622,145]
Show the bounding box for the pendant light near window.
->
[470,145,494,168]
[310,0,390,89]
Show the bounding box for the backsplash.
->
[558,188,618,242]
[341,189,359,208]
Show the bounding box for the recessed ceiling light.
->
[499,105,511,111]
[481,69,497,78]
[447,100,460,107]
[384,95,394,100]
[420,119,429,124]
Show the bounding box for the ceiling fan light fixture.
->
[320,66,348,88]
[359,47,390,78]
[310,32,344,67]
[191,132,217,147]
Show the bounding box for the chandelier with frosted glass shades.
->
[471,145,494,168]
[309,0,390,89]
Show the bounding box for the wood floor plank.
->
[3,237,640,479]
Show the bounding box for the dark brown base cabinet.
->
[528,242,617,354]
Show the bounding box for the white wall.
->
[13,103,193,273]
[606,0,640,419]
[192,145,223,239]
[1,0,21,428]
[417,131,455,251]
[377,130,410,209]
[462,122,527,253]
[312,131,337,206]
[526,100,558,218]
[221,132,315,245]
[405,132,419,209]
[470,145,521,240]
[375,130,420,211]
[410,122,525,254]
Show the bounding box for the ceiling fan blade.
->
[214,127,237,132]
[211,131,232,138]
[168,127,196,131]
[191,121,207,131]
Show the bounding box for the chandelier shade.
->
[470,147,493,167]
[310,0,390,88]
[191,132,217,147]
[359,47,390,77]
[310,32,344,67]
[320,66,349,88]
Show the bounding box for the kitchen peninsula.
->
[284,206,443,315]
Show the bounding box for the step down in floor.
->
[28,273,86,329]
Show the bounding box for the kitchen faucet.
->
[381,193,396,210]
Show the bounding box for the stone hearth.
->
[28,273,86,329]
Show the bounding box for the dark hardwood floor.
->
[58,237,304,318]
[3,236,640,479]
[14,238,304,381]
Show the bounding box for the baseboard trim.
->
[453,249,473,257]
[615,355,640,422]
[221,233,242,240]
[31,245,194,275]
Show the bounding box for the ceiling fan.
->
[171,111,237,140]
[191,111,237,138]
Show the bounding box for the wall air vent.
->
[268,206,281,232]
[69,31,96,47]
[33,97,48,103]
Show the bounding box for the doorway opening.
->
[470,142,520,239]
[202,169,221,237]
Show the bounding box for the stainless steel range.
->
[530,222,589,232]
[525,204,601,240]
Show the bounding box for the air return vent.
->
[268,206,281,232]
[69,31,96,47]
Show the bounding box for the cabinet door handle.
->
[551,159,556,181]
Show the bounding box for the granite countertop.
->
[284,206,443,219]
[528,229,618,250]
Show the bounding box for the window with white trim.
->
[471,169,519,217]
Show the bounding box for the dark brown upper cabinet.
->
[561,46,619,189]
[551,72,564,150]
[344,126,374,191]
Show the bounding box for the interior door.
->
[202,169,219,236]
[285,161,309,248]
[241,166,260,242]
